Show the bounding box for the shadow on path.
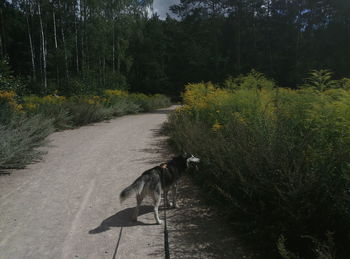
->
[163,178,257,259]
[89,205,157,234]
[131,126,172,165]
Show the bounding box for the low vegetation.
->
[0,88,170,170]
[165,70,350,258]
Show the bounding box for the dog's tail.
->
[120,177,144,204]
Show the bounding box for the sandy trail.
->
[0,107,174,259]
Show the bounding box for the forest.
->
[1,0,350,96]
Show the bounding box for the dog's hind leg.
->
[151,187,163,225]
[132,194,144,221]
[171,183,178,208]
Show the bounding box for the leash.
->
[112,227,123,259]
[164,190,170,259]
[161,163,171,259]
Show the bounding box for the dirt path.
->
[0,107,173,259]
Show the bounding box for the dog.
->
[119,153,200,224]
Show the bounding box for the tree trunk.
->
[59,0,69,82]
[53,10,58,49]
[80,0,85,72]
[112,18,115,73]
[52,6,59,86]
[61,25,69,82]
[38,0,47,91]
[0,6,4,57]
[237,0,242,73]
[74,2,79,74]
[26,7,36,81]
[103,56,106,87]
[116,32,120,74]
[295,1,302,83]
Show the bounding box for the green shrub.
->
[0,90,21,124]
[166,75,350,257]
[127,93,171,112]
[0,115,54,169]
[224,69,275,90]
[110,99,141,116]
[23,95,72,129]
[128,93,154,112]
[1,89,170,171]
[147,94,172,110]
[65,101,113,126]
[300,70,336,91]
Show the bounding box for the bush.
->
[166,72,350,257]
[0,88,170,170]
[224,69,275,90]
[110,99,141,116]
[146,94,172,110]
[0,115,54,169]
[65,100,113,127]
[128,93,171,112]
[22,91,170,128]
[0,90,23,124]
[24,95,71,129]
[103,90,141,115]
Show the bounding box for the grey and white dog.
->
[120,153,200,224]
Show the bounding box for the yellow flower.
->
[233,112,246,124]
[86,99,95,105]
[212,121,223,132]
[15,104,23,111]
[0,90,16,101]
[0,90,23,112]
[25,103,38,110]
[105,89,128,97]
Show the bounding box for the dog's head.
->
[183,153,200,169]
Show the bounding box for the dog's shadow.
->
[89,205,157,234]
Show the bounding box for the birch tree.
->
[37,0,47,91]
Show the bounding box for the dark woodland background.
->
[1,0,350,96]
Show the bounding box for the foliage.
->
[0,115,54,169]
[0,90,23,124]
[21,91,170,128]
[23,94,71,129]
[2,0,350,96]
[166,72,350,257]
[300,70,336,91]
[0,58,26,93]
[224,70,275,90]
[128,93,171,112]
[64,102,114,127]
[0,87,170,169]
[110,99,141,116]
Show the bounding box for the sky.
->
[152,0,180,19]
